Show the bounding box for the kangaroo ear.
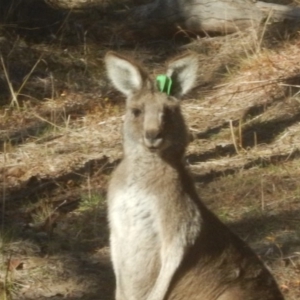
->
[166,53,198,98]
[105,52,147,97]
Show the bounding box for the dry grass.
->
[198,159,300,299]
[1,0,300,299]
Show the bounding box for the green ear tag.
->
[156,75,172,95]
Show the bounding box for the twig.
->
[0,55,19,109]
[31,111,66,130]
[261,176,265,212]
[16,55,44,96]
[238,119,243,149]
[254,131,257,149]
[0,54,44,109]
[229,119,239,154]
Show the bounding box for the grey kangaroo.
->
[105,51,284,300]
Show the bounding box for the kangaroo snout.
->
[144,129,163,149]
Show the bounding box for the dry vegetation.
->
[1,0,300,299]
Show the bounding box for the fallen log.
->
[6,0,300,36]
[256,1,300,22]
[39,0,300,34]
[131,0,300,34]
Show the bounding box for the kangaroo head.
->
[105,52,198,158]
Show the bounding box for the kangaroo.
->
[105,51,284,300]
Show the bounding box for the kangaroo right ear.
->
[166,53,198,98]
[105,52,145,97]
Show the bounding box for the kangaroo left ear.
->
[105,51,147,97]
[166,53,198,98]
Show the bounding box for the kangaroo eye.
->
[132,108,142,117]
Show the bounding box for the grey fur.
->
[105,52,284,300]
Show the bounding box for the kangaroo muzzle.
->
[144,129,163,149]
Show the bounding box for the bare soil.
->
[1,1,300,299]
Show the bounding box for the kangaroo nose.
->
[144,130,163,148]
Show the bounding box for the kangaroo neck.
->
[123,143,186,170]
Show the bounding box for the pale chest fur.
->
[108,163,164,297]
[108,157,200,245]
[108,157,179,230]
[109,180,160,241]
[108,156,183,250]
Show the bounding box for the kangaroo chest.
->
[109,181,160,239]
[109,178,162,294]
[109,159,177,235]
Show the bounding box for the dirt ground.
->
[1,1,300,299]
